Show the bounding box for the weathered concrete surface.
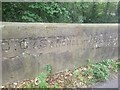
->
[96,78,118,88]
[1,23,118,85]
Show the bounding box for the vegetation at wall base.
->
[1,59,119,88]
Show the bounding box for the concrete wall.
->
[1,23,118,85]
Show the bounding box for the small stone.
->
[84,67,87,71]
[69,73,73,76]
[61,74,64,77]
[31,80,34,82]
[13,85,16,88]
[13,82,17,86]
[1,85,5,88]
[79,82,82,85]
[22,82,26,85]
[64,76,67,79]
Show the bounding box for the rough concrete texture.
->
[1,23,118,85]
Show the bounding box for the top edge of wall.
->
[2,22,119,26]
